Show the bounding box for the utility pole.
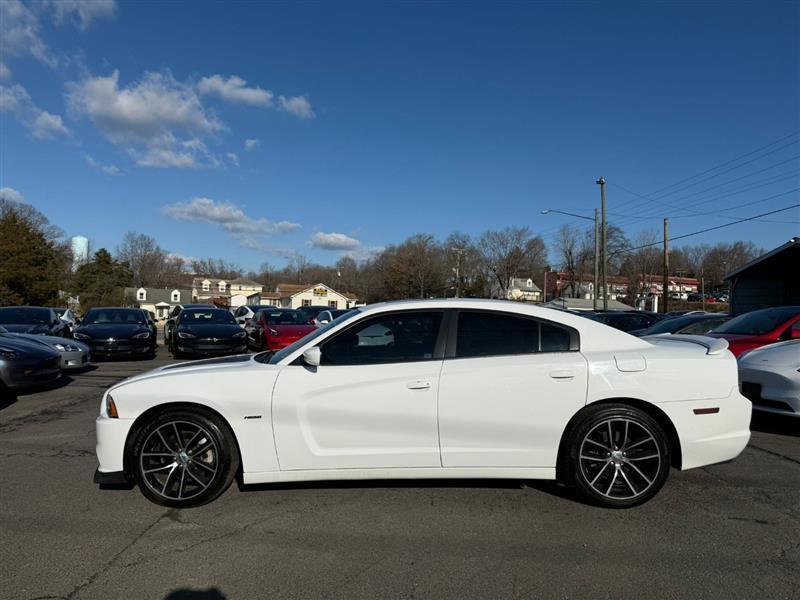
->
[451,247,465,298]
[593,208,599,311]
[596,177,608,311]
[663,218,670,314]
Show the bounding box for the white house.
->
[125,287,192,320]
[506,278,543,303]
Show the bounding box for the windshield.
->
[641,315,698,335]
[261,310,307,325]
[268,309,362,364]
[180,310,236,325]
[0,307,52,324]
[83,309,146,325]
[712,307,800,335]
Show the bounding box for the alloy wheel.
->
[138,420,219,501]
[578,418,661,501]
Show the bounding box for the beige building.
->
[274,283,358,310]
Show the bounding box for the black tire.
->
[130,409,239,507]
[565,403,670,508]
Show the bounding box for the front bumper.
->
[176,340,247,356]
[84,339,154,359]
[1,356,61,388]
[60,350,91,370]
[96,415,135,473]
[739,367,800,417]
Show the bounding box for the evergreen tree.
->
[72,249,133,311]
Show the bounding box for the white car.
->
[94,299,751,508]
[737,340,800,417]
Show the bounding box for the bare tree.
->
[478,227,548,298]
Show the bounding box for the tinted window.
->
[713,307,800,335]
[321,311,442,365]
[541,322,571,351]
[0,307,52,324]
[456,311,538,358]
[679,318,727,335]
[180,309,236,324]
[83,309,146,324]
[259,310,306,325]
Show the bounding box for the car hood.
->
[178,324,243,338]
[77,324,150,339]
[0,334,61,358]
[4,333,88,351]
[1,323,51,334]
[738,340,800,368]
[269,324,316,336]
[109,353,271,391]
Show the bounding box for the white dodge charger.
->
[95,299,751,508]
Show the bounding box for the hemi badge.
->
[693,407,720,415]
[244,415,262,420]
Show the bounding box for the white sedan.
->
[737,340,800,417]
[95,299,751,508]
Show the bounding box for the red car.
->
[246,308,316,351]
[706,306,800,357]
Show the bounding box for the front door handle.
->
[549,370,575,380]
[406,380,431,390]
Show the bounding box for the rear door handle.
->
[406,380,431,390]
[549,370,575,380]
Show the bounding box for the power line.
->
[610,203,800,257]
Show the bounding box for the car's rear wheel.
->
[565,404,670,508]
[130,409,239,507]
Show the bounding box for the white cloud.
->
[226,152,239,166]
[0,83,71,139]
[86,155,121,175]
[310,232,361,251]
[244,138,260,151]
[0,0,57,67]
[0,187,24,203]
[32,111,70,139]
[278,95,315,119]
[1,0,116,69]
[67,70,224,168]
[48,0,117,31]
[197,74,273,107]
[162,197,301,238]
[0,63,10,80]
[67,70,221,143]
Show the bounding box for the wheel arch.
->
[122,402,243,479]
[556,397,683,481]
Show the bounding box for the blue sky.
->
[2,0,798,270]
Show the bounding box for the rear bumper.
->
[658,390,752,470]
[93,468,131,486]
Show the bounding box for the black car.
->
[588,311,665,333]
[0,335,62,394]
[170,308,248,358]
[73,308,157,359]
[0,306,70,337]
[630,313,731,337]
[296,305,333,324]
[164,304,215,345]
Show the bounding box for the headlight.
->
[132,331,151,339]
[233,330,246,339]
[177,331,196,339]
[73,332,91,340]
[0,346,21,359]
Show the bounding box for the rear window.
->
[455,311,574,358]
[712,307,800,335]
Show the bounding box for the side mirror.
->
[302,346,321,367]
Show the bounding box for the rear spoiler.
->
[642,334,730,355]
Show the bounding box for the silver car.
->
[0,327,91,370]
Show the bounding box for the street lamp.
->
[541,208,600,310]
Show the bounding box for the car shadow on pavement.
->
[164,589,226,600]
[1,375,76,407]
[237,477,585,504]
[751,412,800,437]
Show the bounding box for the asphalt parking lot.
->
[1,350,798,600]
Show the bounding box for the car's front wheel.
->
[130,409,239,507]
[565,404,671,508]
